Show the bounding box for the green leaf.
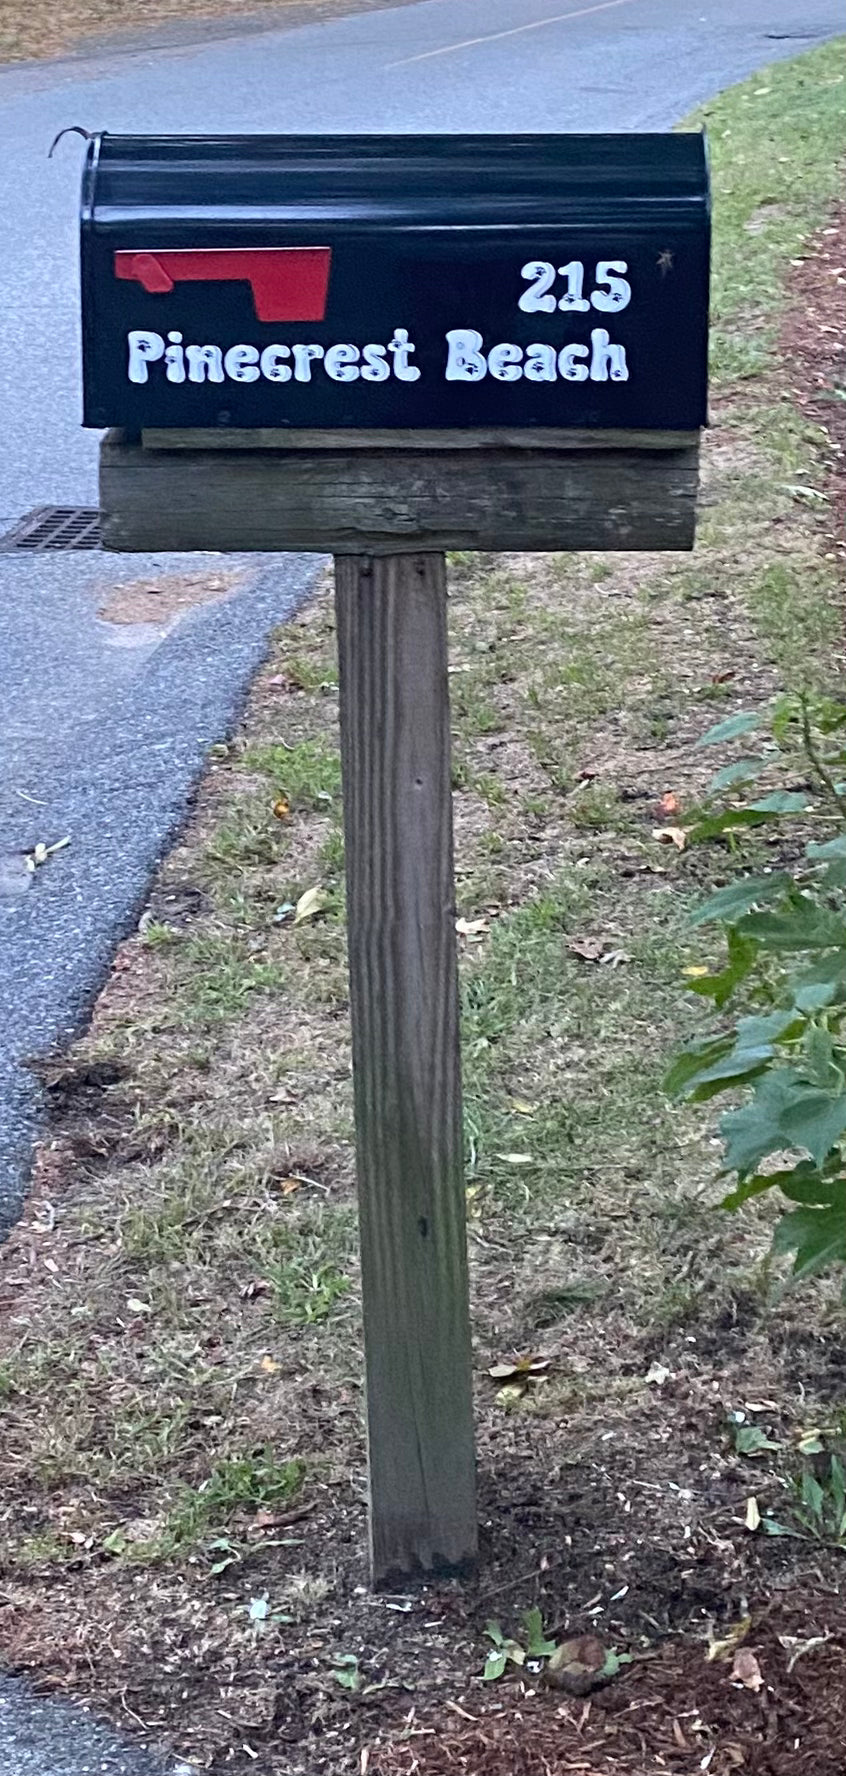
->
[482,1650,507,1682]
[686,1044,774,1102]
[708,758,770,791]
[721,1072,803,1176]
[738,906,846,952]
[801,1470,825,1521]
[484,1621,505,1648]
[800,1025,843,1091]
[780,1091,846,1168]
[734,1010,799,1046]
[722,1159,832,1211]
[831,1455,846,1527]
[733,1423,780,1457]
[600,1648,634,1679]
[697,711,762,746]
[792,952,846,1013]
[686,808,771,843]
[521,1607,557,1659]
[663,1036,734,1099]
[778,1164,841,1206]
[688,874,790,928]
[761,1516,793,1537]
[686,930,760,1009]
[720,1070,846,1177]
[772,1191,846,1279]
[806,836,846,861]
[333,1655,362,1692]
[721,1173,781,1211]
[748,792,812,815]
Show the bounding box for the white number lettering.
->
[591,260,631,312]
[518,261,556,314]
[557,261,589,312]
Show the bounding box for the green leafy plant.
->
[332,1653,362,1692]
[665,694,846,1281]
[793,1453,846,1546]
[481,1608,557,1680]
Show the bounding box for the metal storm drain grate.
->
[0,506,101,552]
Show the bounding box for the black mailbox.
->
[82,133,709,435]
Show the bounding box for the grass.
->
[0,38,844,1776]
[692,40,846,379]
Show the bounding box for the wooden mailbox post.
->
[82,131,709,1584]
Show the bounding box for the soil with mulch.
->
[369,1601,846,1776]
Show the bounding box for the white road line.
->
[387,0,633,70]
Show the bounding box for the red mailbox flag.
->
[114,247,332,322]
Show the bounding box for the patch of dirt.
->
[779,204,846,562]
[0,0,422,66]
[369,1599,846,1776]
[97,568,250,627]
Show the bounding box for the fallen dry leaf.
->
[567,937,606,962]
[656,792,681,817]
[545,1636,607,1696]
[456,916,489,939]
[745,1496,761,1532]
[273,796,291,820]
[489,1355,551,1382]
[293,884,327,925]
[652,826,687,852]
[731,1649,764,1692]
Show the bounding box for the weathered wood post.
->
[85,128,709,1584]
[335,552,475,1580]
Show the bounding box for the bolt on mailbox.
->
[82,132,709,435]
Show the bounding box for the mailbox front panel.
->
[81,134,710,432]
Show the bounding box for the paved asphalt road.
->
[0,0,842,1767]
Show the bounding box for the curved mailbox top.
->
[81,132,710,432]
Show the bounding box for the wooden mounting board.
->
[141,427,699,453]
[101,429,700,555]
